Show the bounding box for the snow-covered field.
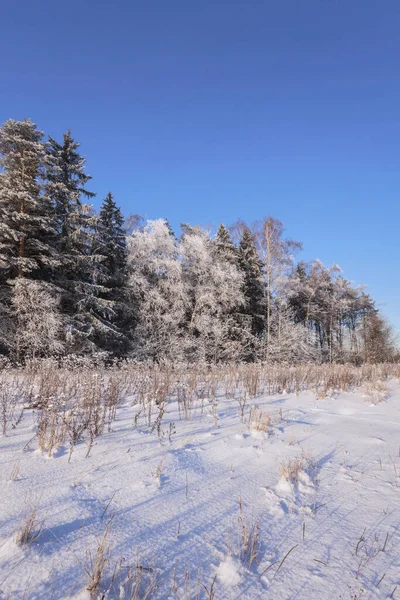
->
[1,371,400,599]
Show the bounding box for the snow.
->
[1,379,400,598]
[216,556,242,586]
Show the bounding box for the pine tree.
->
[238,227,265,338]
[0,119,58,281]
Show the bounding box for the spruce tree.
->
[213,223,254,360]
[46,130,95,258]
[238,227,265,338]
[0,119,58,281]
[45,130,104,354]
[0,119,63,359]
[164,218,176,239]
[90,193,130,354]
[95,193,127,283]
[215,223,238,264]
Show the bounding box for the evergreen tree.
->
[0,119,61,359]
[215,223,238,264]
[90,193,130,354]
[46,130,95,257]
[214,223,253,358]
[45,130,104,353]
[238,227,265,338]
[0,119,58,281]
[94,193,127,284]
[164,218,176,239]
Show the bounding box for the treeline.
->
[0,119,396,364]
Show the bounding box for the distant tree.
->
[215,223,238,264]
[363,311,396,364]
[180,224,246,362]
[288,260,379,363]
[288,260,341,360]
[164,218,176,239]
[267,302,313,363]
[238,226,265,339]
[254,217,302,360]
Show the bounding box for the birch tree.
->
[254,217,301,360]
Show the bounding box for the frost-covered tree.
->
[288,260,378,363]
[11,278,63,361]
[362,311,396,363]
[254,217,302,359]
[180,224,247,362]
[289,260,341,359]
[127,219,187,361]
[215,223,238,264]
[0,119,58,281]
[266,302,314,363]
[46,130,95,258]
[0,288,13,356]
[0,117,394,364]
[45,130,106,353]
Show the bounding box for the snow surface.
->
[1,381,400,599]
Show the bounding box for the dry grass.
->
[0,359,398,458]
[8,461,21,482]
[280,450,315,484]
[363,380,390,404]
[85,517,113,597]
[248,406,272,434]
[153,457,165,487]
[237,497,261,569]
[16,505,43,546]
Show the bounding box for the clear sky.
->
[1,0,399,332]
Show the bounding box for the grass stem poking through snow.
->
[16,504,44,546]
[85,516,113,596]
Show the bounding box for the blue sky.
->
[1,1,399,332]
